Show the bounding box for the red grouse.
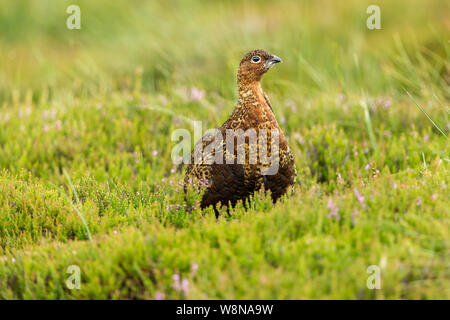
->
[184,49,296,214]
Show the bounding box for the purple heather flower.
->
[171,274,181,291]
[353,188,366,209]
[337,93,346,103]
[55,120,62,131]
[327,199,340,220]
[155,292,164,300]
[172,116,183,126]
[181,279,189,294]
[190,87,205,102]
[416,197,422,206]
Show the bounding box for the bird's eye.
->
[251,55,261,63]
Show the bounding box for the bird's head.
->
[237,49,282,87]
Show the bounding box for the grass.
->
[0,0,449,299]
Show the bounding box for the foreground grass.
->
[1,164,448,299]
[0,0,449,299]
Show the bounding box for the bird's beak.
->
[265,55,283,69]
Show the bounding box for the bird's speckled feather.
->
[184,50,297,214]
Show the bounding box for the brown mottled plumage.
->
[184,49,297,214]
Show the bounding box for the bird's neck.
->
[237,82,265,106]
[233,81,277,128]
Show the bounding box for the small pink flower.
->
[181,279,189,294]
[198,178,210,188]
[353,189,366,209]
[155,292,164,300]
[431,194,438,201]
[171,274,181,290]
[190,87,205,102]
[337,93,346,103]
[173,116,182,126]
[327,199,340,220]
[293,133,305,145]
[152,150,158,157]
[55,120,62,131]
[416,197,422,206]
[365,163,371,171]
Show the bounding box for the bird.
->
[184,49,297,215]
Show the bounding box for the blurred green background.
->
[0,0,448,101]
